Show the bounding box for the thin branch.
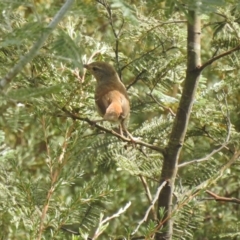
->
[60,227,81,236]
[81,50,102,82]
[96,0,124,76]
[0,0,74,89]
[178,142,229,168]
[148,93,176,117]
[41,116,51,161]
[131,181,167,235]
[126,70,147,90]
[120,45,177,72]
[92,202,131,239]
[61,107,165,154]
[213,11,227,19]
[205,190,240,204]
[199,44,240,71]
[149,67,169,92]
[139,175,157,220]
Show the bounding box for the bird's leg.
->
[120,122,136,142]
[119,124,123,136]
[91,117,136,141]
[126,129,136,142]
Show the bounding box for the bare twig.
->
[92,202,131,239]
[88,50,103,64]
[131,181,167,235]
[199,44,240,71]
[178,142,229,168]
[205,190,240,204]
[126,70,147,90]
[149,93,176,117]
[41,116,51,160]
[139,175,157,220]
[149,67,169,92]
[81,50,103,82]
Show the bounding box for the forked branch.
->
[61,107,165,154]
[199,44,240,71]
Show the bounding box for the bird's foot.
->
[126,131,140,142]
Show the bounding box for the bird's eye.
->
[92,67,99,71]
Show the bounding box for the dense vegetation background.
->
[1,0,240,239]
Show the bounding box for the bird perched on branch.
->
[83,61,132,139]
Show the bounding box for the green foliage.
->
[1,0,240,239]
[173,201,204,240]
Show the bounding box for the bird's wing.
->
[95,94,108,117]
[102,90,123,122]
[95,88,130,122]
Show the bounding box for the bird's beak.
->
[83,64,89,69]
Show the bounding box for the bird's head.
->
[83,62,118,82]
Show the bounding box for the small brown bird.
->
[83,61,131,138]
